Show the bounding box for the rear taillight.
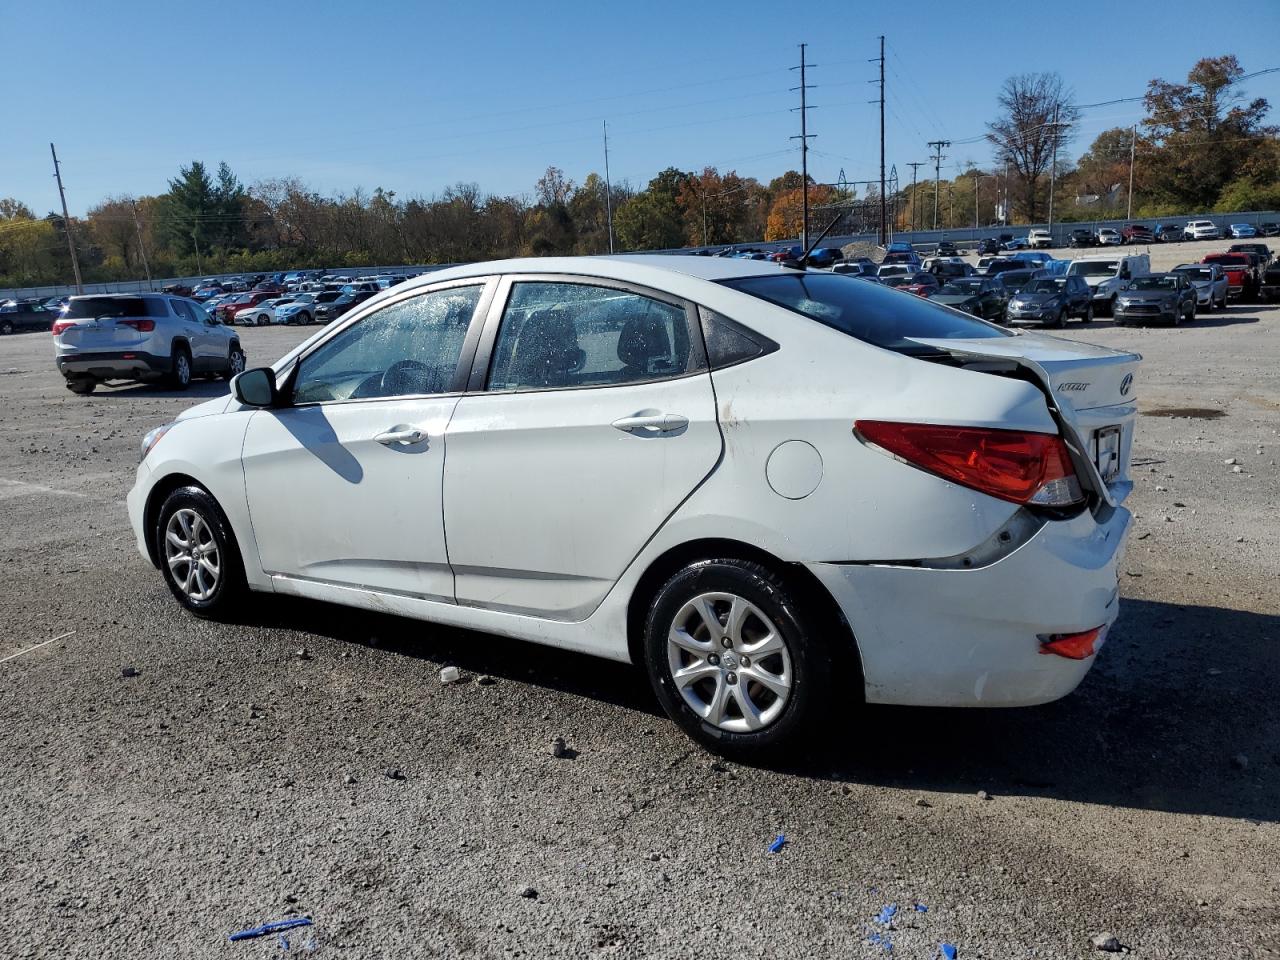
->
[52,320,74,335]
[118,319,155,332]
[855,420,1084,507]
[1039,627,1104,659]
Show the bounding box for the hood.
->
[929,293,976,306]
[1011,291,1059,304]
[1120,289,1177,302]
[174,394,234,422]
[1078,274,1118,288]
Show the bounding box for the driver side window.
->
[293,285,482,404]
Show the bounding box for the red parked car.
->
[252,281,286,295]
[1201,253,1256,300]
[216,291,277,324]
[1120,224,1154,244]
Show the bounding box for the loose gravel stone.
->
[518,886,538,899]
[1091,932,1122,952]
[439,666,461,684]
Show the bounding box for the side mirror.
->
[233,367,279,407]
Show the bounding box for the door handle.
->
[375,427,428,446]
[612,413,688,434]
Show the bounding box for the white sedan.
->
[127,256,1139,755]
[238,298,296,326]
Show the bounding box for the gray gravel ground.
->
[1,295,1278,959]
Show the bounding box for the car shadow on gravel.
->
[786,597,1280,823]
[1082,314,1261,330]
[242,594,1278,822]
[92,380,230,400]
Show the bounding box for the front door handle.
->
[612,413,689,434]
[375,426,428,446]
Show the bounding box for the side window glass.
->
[146,296,172,317]
[487,282,702,392]
[293,285,482,404]
[171,300,194,322]
[698,307,779,369]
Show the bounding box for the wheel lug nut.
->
[726,672,738,684]
[708,654,720,666]
[721,637,732,649]
[740,656,751,667]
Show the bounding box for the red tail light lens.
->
[118,319,155,332]
[855,420,1084,507]
[1039,627,1103,659]
[52,320,75,335]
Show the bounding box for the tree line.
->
[2,56,1275,289]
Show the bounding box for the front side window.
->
[487,282,700,392]
[293,285,482,404]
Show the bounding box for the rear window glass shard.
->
[720,272,1010,355]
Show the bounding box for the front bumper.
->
[126,462,153,564]
[807,504,1131,707]
[57,350,172,380]
[1114,303,1177,322]
[1006,305,1057,324]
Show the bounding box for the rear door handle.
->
[612,413,688,434]
[375,427,428,446]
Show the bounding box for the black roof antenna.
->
[781,209,845,270]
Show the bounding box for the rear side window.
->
[722,273,1011,354]
[698,307,778,369]
[487,282,703,392]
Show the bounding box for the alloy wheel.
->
[666,592,793,733]
[164,508,221,601]
[175,352,191,386]
[229,348,245,376]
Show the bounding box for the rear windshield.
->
[1205,254,1248,266]
[1067,261,1119,276]
[1130,276,1178,290]
[721,273,1010,354]
[1173,267,1212,280]
[65,296,154,319]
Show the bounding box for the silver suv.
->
[53,293,245,395]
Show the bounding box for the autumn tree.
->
[987,73,1079,222]
[765,184,831,241]
[1141,56,1277,209]
[614,168,688,251]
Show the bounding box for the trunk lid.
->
[58,316,149,350]
[906,332,1141,507]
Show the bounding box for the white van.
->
[1065,254,1151,314]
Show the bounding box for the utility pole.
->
[870,35,886,245]
[192,230,202,276]
[602,120,615,254]
[1126,124,1137,221]
[1002,159,1010,225]
[131,200,152,289]
[790,43,817,250]
[906,161,924,231]
[927,140,950,230]
[1047,103,1060,234]
[49,143,83,295]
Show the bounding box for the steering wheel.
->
[380,359,432,397]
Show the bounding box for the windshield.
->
[65,296,152,319]
[939,279,983,294]
[1025,278,1063,293]
[1067,261,1119,276]
[721,273,1010,354]
[1173,267,1211,281]
[316,292,341,303]
[1130,276,1177,291]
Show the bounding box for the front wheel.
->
[154,486,247,618]
[644,559,835,757]
[300,312,312,325]
[0,319,13,335]
[1052,308,1066,328]
[170,346,192,390]
[1081,303,1094,324]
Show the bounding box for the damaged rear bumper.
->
[806,504,1131,708]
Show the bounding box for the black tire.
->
[153,485,247,619]
[170,344,192,390]
[644,558,836,758]
[0,319,13,335]
[1107,295,1117,317]
[66,377,96,395]
[1053,308,1066,328]
[222,344,246,381]
[300,312,312,325]
[1081,303,1094,324]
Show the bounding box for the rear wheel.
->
[0,319,13,335]
[300,311,312,325]
[154,486,247,618]
[66,377,96,395]
[1082,303,1094,324]
[170,345,192,390]
[1052,308,1066,328]
[644,558,835,758]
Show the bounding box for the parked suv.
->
[1120,224,1154,244]
[0,298,55,334]
[1028,228,1052,249]
[52,293,245,395]
[1064,254,1150,315]
[1183,220,1220,241]
[1005,275,1093,326]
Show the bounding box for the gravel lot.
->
[1,283,1278,958]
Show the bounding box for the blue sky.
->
[5,0,1279,215]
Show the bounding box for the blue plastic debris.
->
[768,834,786,853]
[875,903,898,925]
[914,903,929,913]
[228,917,313,942]
[278,933,290,951]
[941,944,957,960]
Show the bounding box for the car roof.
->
[400,255,800,290]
